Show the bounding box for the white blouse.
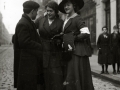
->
[48,19,54,26]
[63,13,78,31]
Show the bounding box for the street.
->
[0,46,120,90]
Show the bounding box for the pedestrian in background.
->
[14,1,43,90]
[12,34,15,49]
[35,1,63,90]
[117,22,120,74]
[111,25,119,74]
[118,22,120,33]
[58,0,94,90]
[97,26,111,74]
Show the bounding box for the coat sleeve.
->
[17,23,42,50]
[110,34,113,48]
[35,17,40,29]
[75,16,90,41]
[35,16,44,29]
[97,35,101,49]
[108,34,111,47]
[12,34,15,44]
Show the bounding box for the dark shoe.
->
[113,71,117,75]
[105,71,109,74]
[100,71,104,74]
[117,71,120,74]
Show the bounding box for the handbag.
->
[61,32,75,61]
[63,32,75,51]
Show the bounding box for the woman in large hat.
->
[58,0,94,90]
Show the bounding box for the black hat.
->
[23,1,40,10]
[58,0,84,13]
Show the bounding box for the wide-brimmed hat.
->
[58,0,84,13]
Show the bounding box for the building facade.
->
[81,0,117,43]
[0,12,11,45]
[80,0,96,45]
[80,0,118,54]
[0,0,11,45]
[96,0,117,39]
[117,0,120,24]
[82,0,117,54]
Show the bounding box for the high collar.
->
[22,14,37,29]
[66,13,78,20]
[22,14,32,22]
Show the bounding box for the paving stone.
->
[93,76,119,90]
[0,46,120,90]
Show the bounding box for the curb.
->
[91,69,120,85]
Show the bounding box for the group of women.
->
[35,0,95,90]
[97,25,120,74]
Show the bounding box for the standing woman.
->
[111,25,120,74]
[97,26,111,74]
[58,0,94,90]
[35,1,63,90]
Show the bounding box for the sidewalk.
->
[89,55,120,85]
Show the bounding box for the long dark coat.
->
[118,33,120,64]
[97,33,111,64]
[110,33,119,63]
[35,16,63,68]
[35,16,63,90]
[14,14,43,90]
[62,15,94,90]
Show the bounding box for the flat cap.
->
[58,0,84,13]
[23,1,40,9]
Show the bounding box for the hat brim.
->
[58,0,84,14]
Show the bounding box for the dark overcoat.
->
[110,33,119,63]
[118,33,120,64]
[35,16,63,68]
[14,14,43,89]
[97,33,111,64]
[35,16,63,90]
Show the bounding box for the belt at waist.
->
[41,37,53,42]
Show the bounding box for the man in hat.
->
[14,1,43,90]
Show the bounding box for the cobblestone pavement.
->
[0,46,14,90]
[0,46,120,90]
[93,76,119,90]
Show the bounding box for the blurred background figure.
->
[110,25,119,74]
[97,26,111,74]
[12,34,15,49]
